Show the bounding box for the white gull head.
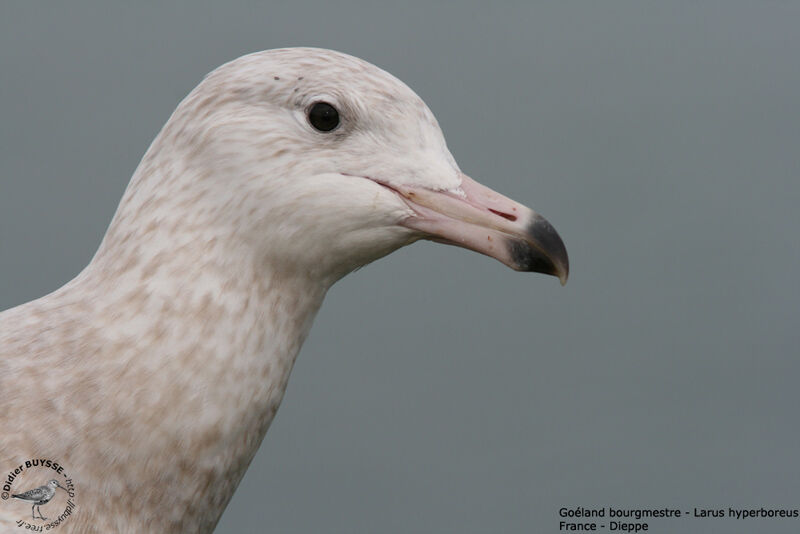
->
[101,47,567,285]
[0,48,567,533]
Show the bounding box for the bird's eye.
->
[307,102,340,132]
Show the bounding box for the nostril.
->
[488,208,517,222]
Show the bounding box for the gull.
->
[0,48,568,532]
[11,480,66,520]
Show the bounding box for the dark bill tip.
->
[507,213,569,285]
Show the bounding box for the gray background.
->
[1,2,798,533]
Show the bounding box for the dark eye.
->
[307,102,340,132]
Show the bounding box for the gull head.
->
[134,48,568,284]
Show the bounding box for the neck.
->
[48,166,331,531]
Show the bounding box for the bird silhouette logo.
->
[11,479,66,520]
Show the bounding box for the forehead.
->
[216,48,405,93]
[206,48,434,120]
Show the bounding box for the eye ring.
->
[307,101,340,132]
